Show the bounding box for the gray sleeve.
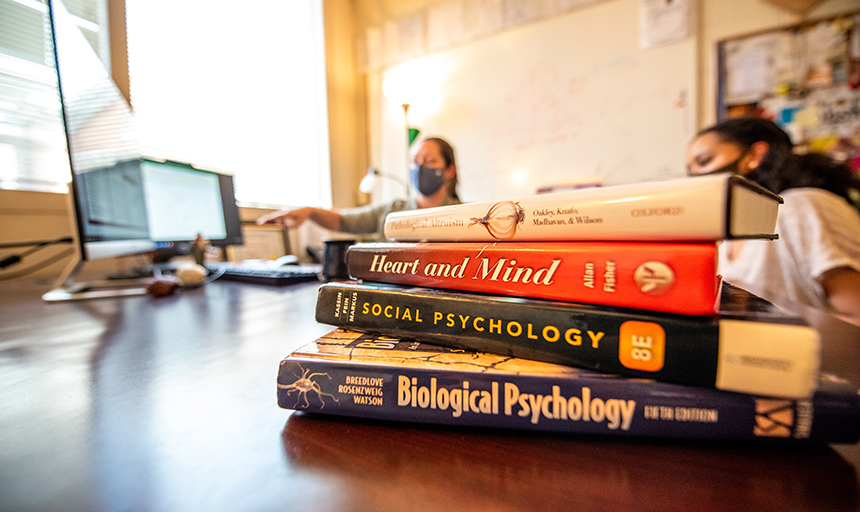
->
[339,199,411,237]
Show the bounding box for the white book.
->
[384,174,783,242]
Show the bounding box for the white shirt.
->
[718,187,860,314]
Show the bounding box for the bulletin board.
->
[716,10,860,170]
[379,0,696,203]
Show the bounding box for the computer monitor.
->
[72,157,243,260]
[44,0,242,301]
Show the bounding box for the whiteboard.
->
[379,0,696,203]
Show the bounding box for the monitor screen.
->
[141,159,242,247]
[74,158,243,260]
[48,0,242,262]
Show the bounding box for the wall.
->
[324,0,369,209]
[353,0,859,203]
[377,0,696,203]
[0,190,78,283]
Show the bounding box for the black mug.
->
[321,238,355,282]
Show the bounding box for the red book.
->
[346,242,721,315]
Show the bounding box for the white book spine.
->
[384,174,779,242]
[715,320,820,399]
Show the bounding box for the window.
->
[0,0,108,193]
[125,0,331,208]
[0,0,332,209]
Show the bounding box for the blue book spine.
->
[277,330,860,443]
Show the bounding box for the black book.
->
[315,281,819,399]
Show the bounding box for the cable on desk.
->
[201,266,227,285]
[0,237,74,250]
[0,237,74,269]
[0,248,75,281]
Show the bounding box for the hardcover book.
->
[277,329,860,443]
[383,174,782,242]
[314,281,820,399]
[345,241,721,315]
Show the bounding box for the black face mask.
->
[692,146,763,181]
[694,155,743,177]
[410,164,446,196]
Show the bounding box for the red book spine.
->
[346,242,720,315]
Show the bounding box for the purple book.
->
[277,329,860,443]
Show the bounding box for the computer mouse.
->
[273,254,299,266]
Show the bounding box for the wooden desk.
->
[1,280,858,512]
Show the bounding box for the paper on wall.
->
[639,0,691,49]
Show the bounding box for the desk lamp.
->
[359,166,409,196]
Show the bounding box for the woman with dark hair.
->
[257,137,461,240]
[686,116,860,326]
[422,137,460,203]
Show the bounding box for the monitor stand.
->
[42,257,153,302]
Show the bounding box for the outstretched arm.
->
[821,267,860,327]
[256,207,343,231]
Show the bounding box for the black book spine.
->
[315,282,721,389]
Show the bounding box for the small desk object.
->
[1,279,859,511]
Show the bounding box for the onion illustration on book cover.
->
[469,201,525,239]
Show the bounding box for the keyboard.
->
[208,262,323,286]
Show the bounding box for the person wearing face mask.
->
[685,116,860,326]
[256,137,461,241]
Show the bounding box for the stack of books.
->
[277,174,860,443]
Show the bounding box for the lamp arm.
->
[359,167,410,196]
[379,169,408,187]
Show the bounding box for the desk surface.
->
[1,279,859,512]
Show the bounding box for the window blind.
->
[0,0,108,193]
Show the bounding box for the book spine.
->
[277,356,860,443]
[315,283,819,398]
[345,242,721,315]
[384,174,743,242]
